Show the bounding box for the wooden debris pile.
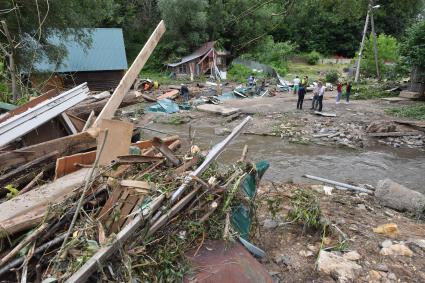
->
[0,116,268,282]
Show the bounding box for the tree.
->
[400,19,425,94]
[0,0,115,101]
[361,34,399,78]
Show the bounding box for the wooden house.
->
[167,41,229,79]
[31,28,128,92]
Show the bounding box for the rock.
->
[373,223,399,238]
[299,250,314,257]
[274,254,292,266]
[380,239,393,248]
[375,179,425,213]
[368,270,382,282]
[356,204,366,210]
[374,263,389,272]
[214,127,231,136]
[263,219,278,229]
[380,244,413,257]
[317,251,362,282]
[387,272,397,280]
[407,238,425,250]
[343,251,361,261]
[307,245,318,252]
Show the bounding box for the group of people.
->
[294,75,352,112]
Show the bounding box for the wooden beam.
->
[152,137,180,166]
[0,132,96,171]
[93,21,166,127]
[61,113,78,134]
[82,110,95,132]
[116,155,163,164]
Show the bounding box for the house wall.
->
[63,70,124,91]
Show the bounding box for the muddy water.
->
[144,120,425,194]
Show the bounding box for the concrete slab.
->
[196,104,240,116]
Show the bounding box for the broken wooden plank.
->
[55,151,96,179]
[0,169,91,236]
[174,156,199,175]
[133,135,179,149]
[66,113,86,132]
[116,155,163,164]
[152,137,180,166]
[93,21,166,127]
[113,193,140,232]
[61,113,78,134]
[82,110,96,131]
[367,131,422,137]
[0,131,96,171]
[65,195,165,283]
[120,180,151,190]
[97,119,133,166]
[0,151,58,185]
[157,89,179,100]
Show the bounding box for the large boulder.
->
[375,179,425,213]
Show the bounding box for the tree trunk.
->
[410,66,425,96]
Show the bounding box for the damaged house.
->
[30,28,128,92]
[167,41,229,79]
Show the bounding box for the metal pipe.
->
[303,174,373,194]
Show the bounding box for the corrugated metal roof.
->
[167,41,216,67]
[34,28,128,73]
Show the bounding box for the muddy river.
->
[142,120,425,194]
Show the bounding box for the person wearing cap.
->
[180,84,189,102]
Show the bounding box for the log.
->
[0,132,96,171]
[18,171,44,195]
[93,21,166,127]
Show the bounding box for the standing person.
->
[317,81,325,112]
[180,84,189,102]
[297,81,306,109]
[311,81,319,110]
[293,75,300,94]
[248,74,256,87]
[345,82,352,104]
[336,82,342,103]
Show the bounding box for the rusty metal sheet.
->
[185,240,273,283]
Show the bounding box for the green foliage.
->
[287,189,322,231]
[361,34,400,78]
[227,64,256,83]
[325,70,339,83]
[349,83,397,100]
[5,184,19,199]
[385,103,425,120]
[241,36,296,73]
[400,20,425,68]
[306,51,321,65]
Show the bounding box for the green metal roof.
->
[34,28,128,73]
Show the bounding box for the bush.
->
[227,64,256,83]
[325,70,339,84]
[306,51,321,65]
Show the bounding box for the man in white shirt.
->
[293,75,300,94]
[317,81,325,112]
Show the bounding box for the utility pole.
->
[354,2,381,83]
[0,20,17,102]
[370,5,381,80]
[354,8,370,82]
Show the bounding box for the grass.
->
[287,189,322,231]
[348,83,398,100]
[287,61,350,82]
[385,102,425,120]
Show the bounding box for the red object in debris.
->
[185,240,273,283]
